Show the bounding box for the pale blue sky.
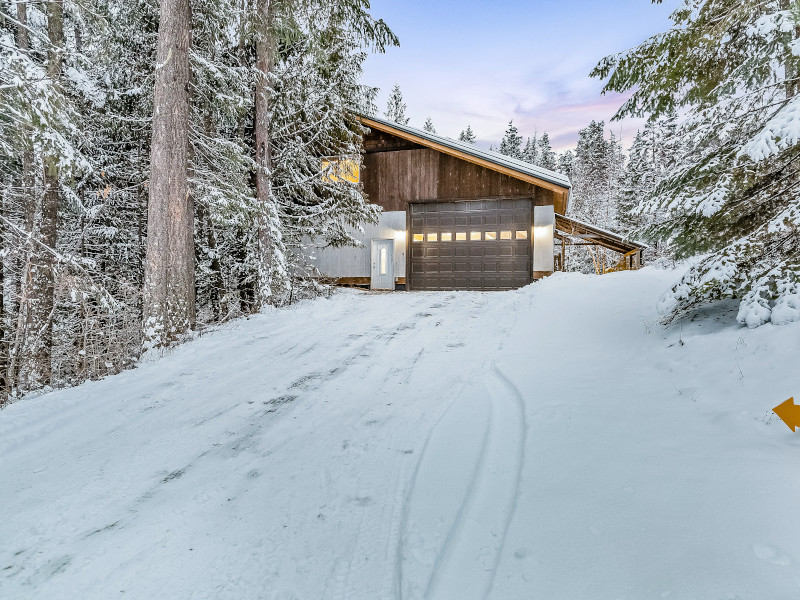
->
[362,0,681,151]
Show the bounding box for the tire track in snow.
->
[399,366,526,600]
[321,293,468,600]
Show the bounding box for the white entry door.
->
[370,239,394,290]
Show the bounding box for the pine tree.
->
[570,120,613,227]
[650,109,682,175]
[522,135,538,164]
[607,131,625,225]
[557,150,575,180]
[498,120,523,159]
[618,131,651,233]
[423,117,436,133]
[251,0,397,309]
[567,120,624,272]
[537,132,557,171]
[593,0,800,327]
[267,0,395,298]
[618,116,680,247]
[384,83,409,125]
[458,125,477,144]
[189,0,254,320]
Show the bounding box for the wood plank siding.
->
[360,116,570,200]
[363,130,426,153]
[363,148,560,211]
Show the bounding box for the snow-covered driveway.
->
[2,268,799,599]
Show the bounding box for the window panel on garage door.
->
[409,199,532,291]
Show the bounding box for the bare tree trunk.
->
[14,0,37,240]
[13,0,35,298]
[137,137,146,326]
[16,1,63,390]
[254,0,286,309]
[254,0,273,304]
[142,0,194,351]
[1,1,35,402]
[16,0,34,232]
[36,0,63,386]
[0,191,6,405]
[196,201,223,321]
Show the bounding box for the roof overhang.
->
[556,213,646,255]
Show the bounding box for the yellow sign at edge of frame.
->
[773,397,799,431]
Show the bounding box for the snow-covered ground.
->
[2,266,799,600]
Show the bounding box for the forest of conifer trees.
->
[0,0,396,404]
[2,0,799,406]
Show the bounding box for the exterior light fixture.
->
[533,205,555,278]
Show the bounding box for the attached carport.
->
[555,214,646,274]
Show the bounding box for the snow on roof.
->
[360,114,572,191]
[556,213,648,250]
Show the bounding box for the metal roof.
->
[360,114,572,191]
[555,213,648,252]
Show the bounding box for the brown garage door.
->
[409,199,532,291]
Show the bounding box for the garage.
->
[409,199,533,291]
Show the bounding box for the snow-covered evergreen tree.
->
[618,115,681,259]
[537,132,557,170]
[458,125,477,144]
[557,150,575,179]
[189,0,257,319]
[619,131,653,234]
[0,0,133,394]
[384,83,409,125]
[498,121,523,159]
[423,117,436,133]
[522,135,538,164]
[566,120,625,273]
[593,0,800,327]
[268,2,394,294]
[570,121,615,226]
[249,0,397,310]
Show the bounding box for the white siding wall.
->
[306,211,407,278]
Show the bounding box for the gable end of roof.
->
[358,115,572,192]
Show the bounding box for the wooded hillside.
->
[0,0,396,404]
